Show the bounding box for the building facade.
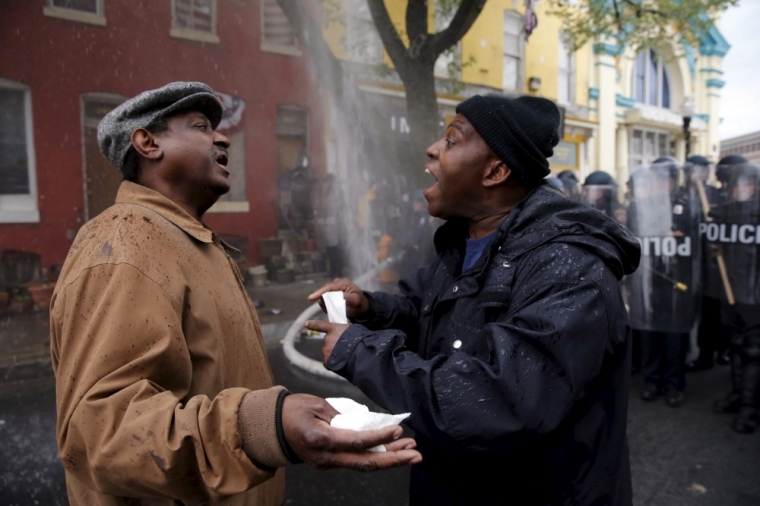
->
[720,130,760,164]
[0,0,326,274]
[322,0,729,186]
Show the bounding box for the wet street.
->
[1,337,759,506]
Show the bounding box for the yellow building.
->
[324,0,728,185]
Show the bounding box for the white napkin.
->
[326,397,411,452]
[323,291,349,324]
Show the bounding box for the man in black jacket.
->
[306,95,641,505]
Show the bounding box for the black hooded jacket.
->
[326,182,641,505]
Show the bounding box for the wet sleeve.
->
[327,246,616,454]
[50,263,282,502]
[352,263,431,335]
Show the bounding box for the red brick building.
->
[0,0,325,276]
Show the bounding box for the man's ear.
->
[483,159,512,188]
[130,128,163,162]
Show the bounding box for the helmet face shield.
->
[727,163,760,203]
[685,161,712,185]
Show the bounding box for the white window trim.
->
[260,0,302,57]
[502,10,525,92]
[0,78,39,224]
[633,50,671,110]
[43,0,106,26]
[170,0,220,44]
[557,33,576,106]
[628,127,671,170]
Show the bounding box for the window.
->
[503,11,523,91]
[629,128,670,171]
[261,0,300,55]
[434,6,460,79]
[171,0,219,44]
[558,33,575,104]
[346,0,383,64]
[44,0,105,25]
[632,49,671,109]
[0,79,38,223]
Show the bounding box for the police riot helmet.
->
[557,170,578,183]
[716,155,749,184]
[583,171,617,186]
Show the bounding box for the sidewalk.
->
[0,273,330,394]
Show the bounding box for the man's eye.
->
[445,139,454,147]
[196,123,208,131]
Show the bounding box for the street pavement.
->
[1,335,758,505]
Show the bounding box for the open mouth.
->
[215,152,229,173]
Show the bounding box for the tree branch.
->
[406,0,429,42]
[612,0,623,33]
[366,0,412,71]
[431,0,487,57]
[621,0,670,18]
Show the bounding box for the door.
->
[82,94,125,221]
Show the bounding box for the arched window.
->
[633,49,670,109]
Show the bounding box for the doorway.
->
[81,93,125,221]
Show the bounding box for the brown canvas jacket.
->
[51,181,288,505]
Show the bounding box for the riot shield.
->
[625,164,701,333]
[581,184,627,224]
[703,163,760,305]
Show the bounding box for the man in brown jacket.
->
[50,82,420,505]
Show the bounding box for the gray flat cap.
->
[97,81,224,172]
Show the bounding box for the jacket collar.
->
[433,180,641,280]
[115,181,214,244]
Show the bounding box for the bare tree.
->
[277,0,487,186]
[365,0,487,171]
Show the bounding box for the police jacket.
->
[326,183,641,505]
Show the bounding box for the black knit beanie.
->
[456,95,561,185]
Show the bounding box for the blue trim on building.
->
[589,107,598,112]
[699,68,723,74]
[595,62,616,69]
[588,87,600,100]
[694,113,710,122]
[616,94,636,108]
[616,113,626,119]
[682,42,695,81]
[706,78,725,89]
[593,42,621,56]
[700,25,731,57]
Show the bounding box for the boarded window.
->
[262,0,297,48]
[173,0,216,34]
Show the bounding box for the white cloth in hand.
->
[323,291,349,324]
[326,397,410,452]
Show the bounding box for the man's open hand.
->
[308,278,371,319]
[304,320,350,364]
[281,394,421,472]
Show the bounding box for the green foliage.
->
[437,0,465,18]
[547,0,738,55]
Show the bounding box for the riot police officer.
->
[626,157,701,407]
[557,170,581,201]
[710,162,760,433]
[582,171,627,224]
[688,155,747,371]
